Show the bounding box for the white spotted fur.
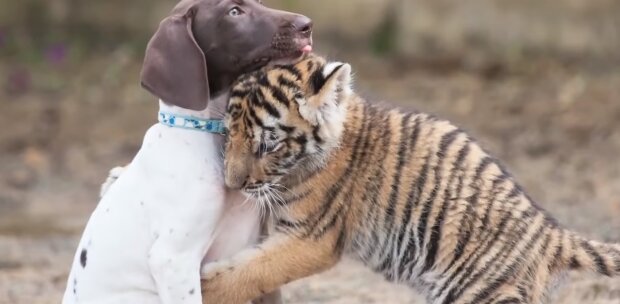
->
[63,96,262,304]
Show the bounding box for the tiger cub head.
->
[224,54,353,193]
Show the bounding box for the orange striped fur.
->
[199,54,620,304]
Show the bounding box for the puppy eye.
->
[294,92,304,99]
[228,7,242,17]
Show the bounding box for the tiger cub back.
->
[214,54,620,304]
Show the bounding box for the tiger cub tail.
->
[562,230,620,276]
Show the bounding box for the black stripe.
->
[334,226,348,255]
[259,103,281,118]
[306,60,314,72]
[549,232,564,271]
[447,209,541,302]
[236,73,252,83]
[300,105,370,237]
[480,295,503,304]
[269,85,290,107]
[424,141,470,273]
[479,173,509,231]
[438,210,515,303]
[257,89,281,118]
[314,204,344,239]
[277,75,300,91]
[250,89,262,106]
[277,219,297,228]
[467,226,547,303]
[312,126,324,144]
[325,64,345,80]
[445,156,493,271]
[227,103,242,113]
[280,188,311,206]
[569,256,581,268]
[517,285,528,303]
[313,109,376,240]
[520,233,552,303]
[494,297,521,304]
[293,135,307,145]
[360,120,387,260]
[416,129,461,273]
[360,112,393,261]
[456,211,535,291]
[275,65,303,80]
[392,116,422,275]
[377,113,414,271]
[247,105,265,128]
[278,124,295,134]
[506,185,522,199]
[474,156,493,179]
[581,240,611,276]
[230,88,252,99]
[309,68,327,94]
[257,74,270,87]
[396,134,433,272]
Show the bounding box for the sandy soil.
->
[0,52,619,303]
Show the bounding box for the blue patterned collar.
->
[158,112,226,134]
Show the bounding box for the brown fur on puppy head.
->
[141,0,313,110]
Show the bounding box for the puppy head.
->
[140,0,314,111]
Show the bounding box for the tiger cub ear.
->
[314,62,352,104]
[305,61,352,109]
[300,61,353,126]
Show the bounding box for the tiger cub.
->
[200,54,620,304]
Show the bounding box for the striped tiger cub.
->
[200,54,620,304]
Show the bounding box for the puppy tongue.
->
[301,45,313,53]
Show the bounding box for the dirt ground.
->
[1,49,619,303]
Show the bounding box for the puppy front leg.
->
[149,241,204,304]
[200,232,341,304]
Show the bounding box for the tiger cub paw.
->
[200,259,235,280]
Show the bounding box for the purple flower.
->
[44,43,68,65]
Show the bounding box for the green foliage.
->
[370,5,398,56]
[279,0,300,10]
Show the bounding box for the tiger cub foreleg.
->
[200,230,341,304]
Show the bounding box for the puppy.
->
[62,1,312,303]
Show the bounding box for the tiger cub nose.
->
[225,170,248,190]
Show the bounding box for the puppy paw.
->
[99,166,126,198]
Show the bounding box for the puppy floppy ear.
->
[140,8,209,111]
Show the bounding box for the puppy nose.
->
[293,15,313,38]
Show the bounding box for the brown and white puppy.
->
[64,1,312,304]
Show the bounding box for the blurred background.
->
[1,0,619,303]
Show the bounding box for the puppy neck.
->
[158,92,229,120]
